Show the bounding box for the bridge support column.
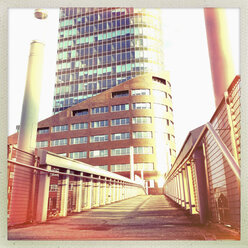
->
[193,148,208,224]
[75,173,83,212]
[36,165,51,223]
[60,169,69,217]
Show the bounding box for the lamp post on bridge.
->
[9,9,48,226]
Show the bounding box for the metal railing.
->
[164,75,241,229]
[8,147,145,226]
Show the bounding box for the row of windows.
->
[57,51,160,78]
[56,61,161,84]
[59,26,160,44]
[111,163,154,172]
[36,131,155,147]
[38,117,174,135]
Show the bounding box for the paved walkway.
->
[8,195,239,240]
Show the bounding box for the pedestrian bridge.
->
[7,76,241,240]
[8,195,239,240]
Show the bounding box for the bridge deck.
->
[8,195,239,240]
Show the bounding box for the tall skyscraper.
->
[53,7,165,114]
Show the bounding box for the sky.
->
[8,8,239,153]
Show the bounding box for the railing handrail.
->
[165,122,240,182]
[8,150,144,188]
[206,122,240,180]
[38,149,144,186]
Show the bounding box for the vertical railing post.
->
[75,172,83,212]
[182,166,190,210]
[107,179,112,204]
[86,175,93,209]
[224,91,239,162]
[185,162,193,214]
[179,170,186,208]
[36,165,51,222]
[60,169,69,217]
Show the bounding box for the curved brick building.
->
[9,73,176,194]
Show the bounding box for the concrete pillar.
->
[204,8,235,107]
[36,165,51,222]
[75,173,83,212]
[60,169,69,217]
[193,148,209,224]
[9,41,45,226]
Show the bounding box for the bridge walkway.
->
[8,195,239,240]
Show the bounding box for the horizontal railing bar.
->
[8,160,143,187]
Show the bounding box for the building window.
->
[111,118,129,126]
[36,141,48,148]
[71,122,88,130]
[91,106,108,114]
[51,139,68,147]
[52,125,68,133]
[111,164,130,172]
[58,153,67,157]
[37,127,49,134]
[132,116,152,124]
[49,184,58,192]
[111,103,129,112]
[89,149,108,158]
[152,76,166,85]
[134,163,154,171]
[131,89,150,96]
[132,102,151,109]
[90,134,108,143]
[91,120,108,128]
[153,103,168,114]
[111,147,130,156]
[134,146,153,154]
[133,131,152,139]
[95,165,108,171]
[153,89,167,98]
[72,109,88,116]
[69,151,87,159]
[70,136,88,144]
[111,132,130,141]
[112,90,129,98]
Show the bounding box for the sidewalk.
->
[8,195,240,240]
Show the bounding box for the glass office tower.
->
[53,7,165,114]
